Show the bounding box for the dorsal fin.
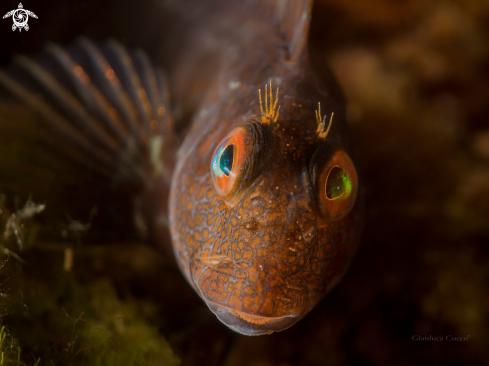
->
[244,0,313,61]
[273,0,313,62]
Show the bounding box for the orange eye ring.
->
[211,127,247,199]
[317,150,358,221]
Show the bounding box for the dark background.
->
[0,0,488,365]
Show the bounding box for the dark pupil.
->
[220,144,235,176]
[326,166,346,199]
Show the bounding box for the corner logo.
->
[3,3,38,32]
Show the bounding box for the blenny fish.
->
[0,0,363,335]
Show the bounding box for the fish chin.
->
[204,300,302,336]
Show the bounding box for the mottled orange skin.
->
[167,4,363,335]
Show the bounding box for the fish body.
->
[0,0,363,336]
[165,0,363,335]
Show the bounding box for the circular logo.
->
[12,9,28,28]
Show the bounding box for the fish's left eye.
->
[211,127,248,199]
[317,149,358,221]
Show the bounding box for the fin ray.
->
[0,39,177,243]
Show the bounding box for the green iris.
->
[326,166,351,199]
[220,144,235,176]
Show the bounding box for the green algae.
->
[0,196,180,366]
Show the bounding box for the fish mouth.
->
[203,299,302,336]
[188,256,306,334]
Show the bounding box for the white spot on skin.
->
[228,80,241,90]
[198,108,210,118]
[272,77,283,86]
[276,186,279,190]
[303,228,314,242]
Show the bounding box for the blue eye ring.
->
[212,138,235,178]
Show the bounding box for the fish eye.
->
[317,150,358,221]
[211,127,248,199]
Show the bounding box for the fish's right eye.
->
[211,127,248,199]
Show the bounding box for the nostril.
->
[242,219,258,230]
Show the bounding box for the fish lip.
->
[202,298,302,336]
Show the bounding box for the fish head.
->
[169,78,362,335]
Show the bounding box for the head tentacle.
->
[259,81,280,125]
[315,102,334,140]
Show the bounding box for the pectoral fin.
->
[0,38,177,244]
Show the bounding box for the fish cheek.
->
[171,171,216,276]
[314,214,358,293]
[234,187,313,314]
